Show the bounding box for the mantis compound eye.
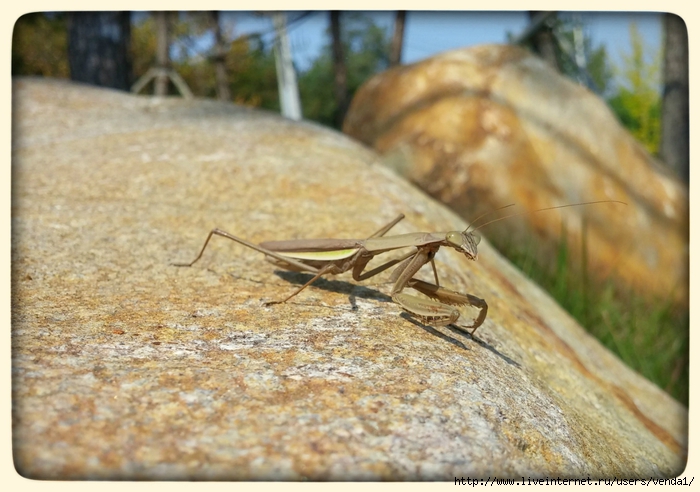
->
[445,231,462,248]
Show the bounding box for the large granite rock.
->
[343,45,688,308]
[12,78,686,479]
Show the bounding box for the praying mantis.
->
[173,201,625,334]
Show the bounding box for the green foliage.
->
[224,35,280,111]
[178,34,280,110]
[131,15,157,81]
[501,227,689,406]
[299,14,390,128]
[12,13,69,78]
[606,24,662,155]
[552,17,616,97]
[586,44,615,97]
[297,56,335,126]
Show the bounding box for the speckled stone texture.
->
[12,78,686,480]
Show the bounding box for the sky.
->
[219,11,663,75]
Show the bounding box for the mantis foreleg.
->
[404,279,488,333]
[387,247,487,334]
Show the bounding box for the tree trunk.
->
[211,11,231,101]
[330,11,348,128]
[660,13,689,183]
[527,11,560,71]
[67,12,132,90]
[389,11,406,67]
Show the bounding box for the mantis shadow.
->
[400,313,520,367]
[273,271,393,304]
[400,313,470,351]
[271,271,519,367]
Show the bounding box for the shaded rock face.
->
[343,45,688,308]
[12,78,686,480]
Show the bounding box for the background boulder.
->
[344,45,688,309]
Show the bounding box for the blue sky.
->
[221,11,662,76]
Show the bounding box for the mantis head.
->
[445,231,481,260]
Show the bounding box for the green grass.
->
[497,228,689,406]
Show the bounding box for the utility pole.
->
[272,12,302,120]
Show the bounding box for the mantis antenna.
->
[464,203,516,233]
[468,200,627,233]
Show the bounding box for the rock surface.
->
[343,45,688,308]
[12,78,686,480]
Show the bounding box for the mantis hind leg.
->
[265,263,342,306]
[172,228,319,274]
